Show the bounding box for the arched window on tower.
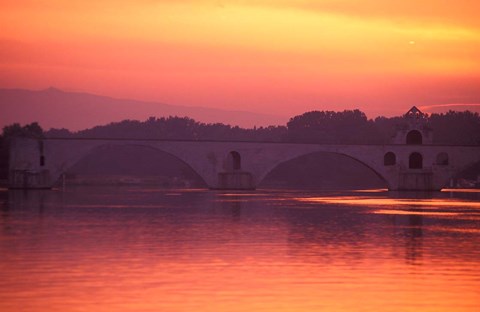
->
[409,152,423,169]
[384,152,396,166]
[406,130,423,145]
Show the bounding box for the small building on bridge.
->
[392,106,433,145]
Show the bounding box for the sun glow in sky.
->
[1,0,480,120]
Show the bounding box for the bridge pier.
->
[397,170,435,191]
[215,171,255,190]
[9,169,53,189]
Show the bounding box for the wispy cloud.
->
[419,103,480,112]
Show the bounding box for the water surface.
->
[1,187,479,311]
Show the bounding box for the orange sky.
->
[1,0,480,120]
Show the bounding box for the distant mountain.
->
[0,87,287,131]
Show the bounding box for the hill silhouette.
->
[0,87,287,131]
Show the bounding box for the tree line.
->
[45,109,480,145]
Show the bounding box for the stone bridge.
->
[8,137,480,191]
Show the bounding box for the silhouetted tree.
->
[45,116,288,142]
[3,122,44,139]
[41,110,480,145]
[46,128,73,138]
[429,111,480,145]
[287,109,376,144]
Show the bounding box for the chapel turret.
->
[392,106,433,144]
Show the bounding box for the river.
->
[1,187,479,311]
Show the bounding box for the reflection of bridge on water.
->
[8,107,480,191]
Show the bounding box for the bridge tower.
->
[392,106,433,145]
[392,106,437,190]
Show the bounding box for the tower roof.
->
[405,106,427,118]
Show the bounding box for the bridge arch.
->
[55,143,208,187]
[258,151,390,189]
[440,159,480,189]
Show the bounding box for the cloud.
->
[419,103,480,112]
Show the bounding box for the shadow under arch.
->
[55,143,208,188]
[258,151,389,189]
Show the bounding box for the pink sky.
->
[1,0,480,124]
